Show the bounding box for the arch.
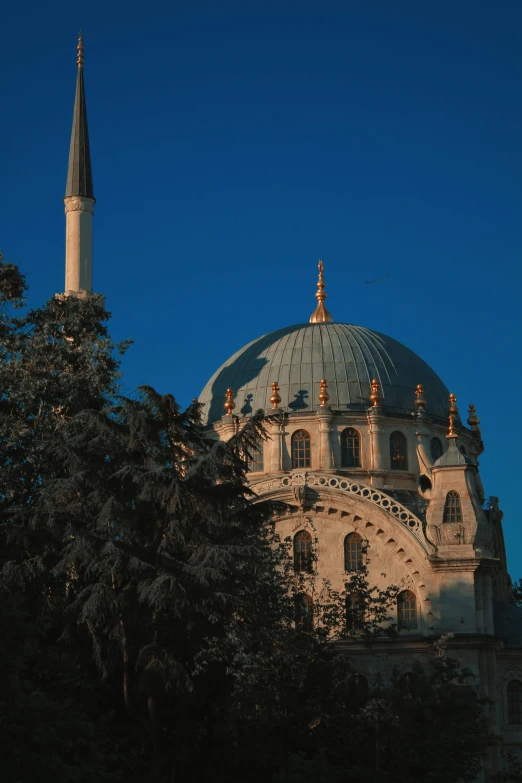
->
[398,590,417,630]
[508,680,522,725]
[295,593,313,631]
[344,532,363,571]
[346,593,365,632]
[430,437,443,461]
[347,673,369,701]
[292,429,311,469]
[390,431,408,471]
[293,530,312,572]
[443,490,462,523]
[341,427,361,468]
[246,442,264,473]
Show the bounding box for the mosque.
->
[62,34,522,779]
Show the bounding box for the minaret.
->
[64,33,95,295]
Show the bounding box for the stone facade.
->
[208,391,522,780]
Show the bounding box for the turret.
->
[63,33,95,295]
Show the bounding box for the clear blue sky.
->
[2,1,521,576]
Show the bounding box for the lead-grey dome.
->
[199,322,449,425]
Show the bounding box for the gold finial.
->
[447,393,458,438]
[467,403,480,430]
[415,383,426,410]
[318,378,330,407]
[224,388,236,416]
[77,31,84,69]
[309,260,333,323]
[270,381,281,409]
[370,378,381,408]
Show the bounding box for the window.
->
[346,593,365,632]
[295,593,313,631]
[430,437,443,461]
[246,442,264,473]
[508,681,522,725]
[293,530,312,572]
[443,490,462,523]
[398,590,417,630]
[292,430,311,468]
[347,673,369,702]
[344,532,363,572]
[390,431,408,471]
[341,428,361,468]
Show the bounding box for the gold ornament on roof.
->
[414,383,426,410]
[224,388,236,416]
[447,393,458,438]
[467,404,480,430]
[77,31,84,69]
[370,378,381,408]
[309,260,333,323]
[270,381,281,409]
[319,378,330,407]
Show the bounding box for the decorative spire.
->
[447,393,458,438]
[309,260,333,323]
[467,404,480,430]
[370,378,381,408]
[270,381,281,409]
[224,388,236,416]
[318,378,330,407]
[414,383,426,411]
[77,31,84,68]
[65,33,94,199]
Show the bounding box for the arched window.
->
[246,442,264,472]
[430,437,443,461]
[508,681,522,725]
[293,530,312,572]
[341,428,361,468]
[398,590,417,630]
[295,593,313,632]
[346,593,365,632]
[292,430,311,468]
[347,673,369,701]
[390,431,408,471]
[344,532,363,572]
[443,490,462,523]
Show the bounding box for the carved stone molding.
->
[64,196,95,214]
[251,471,429,550]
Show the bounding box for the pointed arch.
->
[292,429,311,468]
[341,427,361,468]
[443,490,462,523]
[390,431,408,470]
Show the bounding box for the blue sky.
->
[2,1,522,576]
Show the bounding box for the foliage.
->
[509,578,522,608]
[0,259,491,783]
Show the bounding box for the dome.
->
[199,322,450,425]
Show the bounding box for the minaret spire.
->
[63,32,95,295]
[309,260,333,323]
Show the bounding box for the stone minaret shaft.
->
[64,33,95,295]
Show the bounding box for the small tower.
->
[64,33,95,295]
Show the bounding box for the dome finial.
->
[309,260,333,323]
[77,31,84,69]
[370,378,381,407]
[319,378,330,407]
[270,381,281,409]
[467,403,480,430]
[447,393,458,438]
[415,383,426,411]
[224,388,236,416]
